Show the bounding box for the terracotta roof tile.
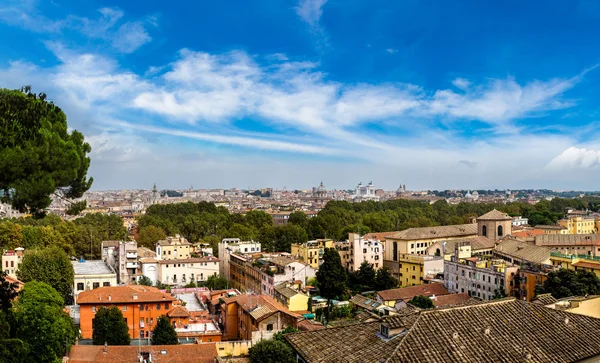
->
[377,283,449,302]
[477,209,512,221]
[535,234,600,246]
[68,343,217,363]
[167,305,190,318]
[77,285,175,304]
[388,224,477,241]
[532,293,557,305]
[431,293,472,308]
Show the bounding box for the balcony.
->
[126,262,138,269]
[126,251,137,259]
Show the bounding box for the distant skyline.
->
[2,0,600,190]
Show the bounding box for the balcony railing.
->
[126,262,138,269]
[126,252,137,259]
[550,252,600,261]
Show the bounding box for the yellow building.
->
[537,225,569,234]
[558,217,599,234]
[548,296,600,319]
[397,253,444,287]
[155,235,192,260]
[274,283,310,312]
[549,252,600,278]
[291,239,333,269]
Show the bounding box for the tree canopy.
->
[92,306,131,345]
[203,274,228,290]
[249,339,295,363]
[151,315,178,345]
[317,248,348,321]
[536,269,600,299]
[12,281,76,363]
[408,295,434,309]
[0,87,92,216]
[17,246,75,304]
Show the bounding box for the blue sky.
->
[2,0,600,190]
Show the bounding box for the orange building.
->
[77,285,176,340]
[167,306,222,343]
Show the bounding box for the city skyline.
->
[2,0,600,190]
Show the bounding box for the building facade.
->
[396,253,444,287]
[342,233,383,271]
[2,247,24,278]
[156,235,192,261]
[72,259,118,303]
[291,239,333,269]
[140,256,220,287]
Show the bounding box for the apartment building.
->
[72,259,118,303]
[444,242,519,300]
[218,238,261,279]
[140,256,220,287]
[77,285,176,339]
[339,233,383,271]
[558,216,600,234]
[2,247,24,278]
[156,235,192,260]
[291,239,333,269]
[101,240,138,284]
[396,253,444,287]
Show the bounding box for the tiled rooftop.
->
[388,224,477,241]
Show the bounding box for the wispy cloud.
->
[296,0,328,26]
[386,48,398,54]
[0,3,153,53]
[546,146,600,170]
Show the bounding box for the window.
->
[267,324,274,331]
[77,283,84,291]
[498,225,503,237]
[165,303,169,309]
[410,243,414,249]
[123,306,127,312]
[92,282,100,289]
[10,261,14,267]
[156,304,161,310]
[103,282,110,287]
[381,325,389,337]
[482,225,487,237]
[393,242,398,262]
[92,306,96,313]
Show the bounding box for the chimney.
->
[108,295,112,302]
[133,293,138,300]
[104,342,108,354]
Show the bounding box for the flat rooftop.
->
[71,260,115,276]
[176,292,205,312]
[175,322,218,333]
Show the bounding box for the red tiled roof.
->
[573,261,600,269]
[77,285,175,304]
[297,319,325,331]
[68,343,217,363]
[377,283,449,302]
[432,293,472,308]
[167,305,190,318]
[362,231,400,241]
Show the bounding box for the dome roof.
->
[317,181,326,191]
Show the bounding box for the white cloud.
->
[452,77,471,90]
[386,48,398,54]
[296,0,328,26]
[0,4,152,53]
[547,147,600,169]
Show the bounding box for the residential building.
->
[77,285,176,339]
[68,343,218,363]
[537,225,569,234]
[376,283,449,308]
[156,235,193,260]
[101,240,138,284]
[426,236,495,261]
[494,237,554,266]
[269,211,293,225]
[511,216,529,226]
[291,239,334,269]
[534,234,600,257]
[220,294,301,342]
[218,238,261,279]
[167,306,222,343]
[273,283,310,312]
[558,216,600,234]
[341,233,383,271]
[444,242,519,300]
[395,253,444,287]
[2,247,24,278]
[140,256,220,287]
[549,253,600,278]
[72,259,118,303]
[544,295,600,319]
[285,299,600,363]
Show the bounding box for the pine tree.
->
[92,306,130,345]
[316,248,347,323]
[151,315,178,345]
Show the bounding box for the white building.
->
[512,216,529,226]
[344,233,383,271]
[353,182,380,201]
[2,247,24,278]
[0,203,23,218]
[72,259,118,303]
[140,256,220,287]
[102,240,138,284]
[257,256,316,296]
[218,238,261,279]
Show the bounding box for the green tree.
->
[273,326,299,344]
[316,248,347,322]
[374,266,398,291]
[257,225,276,252]
[274,224,308,252]
[17,246,75,304]
[0,272,18,312]
[357,261,376,291]
[0,221,23,249]
[0,311,25,363]
[0,87,93,216]
[537,269,600,298]
[244,210,273,230]
[408,295,434,309]
[226,223,257,241]
[138,275,153,286]
[204,274,228,290]
[151,315,179,345]
[138,225,166,249]
[288,211,308,228]
[92,306,131,345]
[249,339,295,363]
[13,281,76,363]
